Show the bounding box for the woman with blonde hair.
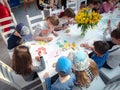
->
[12,45,46,81]
[68,51,99,88]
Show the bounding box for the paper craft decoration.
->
[37,41,47,45]
[65,29,70,33]
[56,40,78,51]
[36,47,47,54]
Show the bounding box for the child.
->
[61,0,67,9]
[54,8,75,31]
[103,28,120,69]
[80,41,110,69]
[79,1,86,10]
[44,56,76,90]
[68,51,99,88]
[7,23,33,50]
[87,0,95,11]
[12,45,46,81]
[34,15,59,42]
[0,0,11,32]
[102,0,115,13]
[37,0,56,10]
[92,0,104,13]
[103,22,120,49]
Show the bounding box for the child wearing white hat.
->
[68,51,99,88]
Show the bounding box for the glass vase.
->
[80,25,88,37]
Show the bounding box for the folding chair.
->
[49,7,64,16]
[100,66,120,84]
[0,13,17,59]
[67,1,77,13]
[26,11,45,35]
[73,76,105,90]
[0,60,43,90]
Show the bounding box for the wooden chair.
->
[26,11,44,35]
[0,60,42,90]
[24,0,38,12]
[100,66,120,84]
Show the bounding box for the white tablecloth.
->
[25,8,120,82]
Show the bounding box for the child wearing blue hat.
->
[7,23,33,50]
[44,56,76,90]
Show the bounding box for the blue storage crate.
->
[8,0,20,8]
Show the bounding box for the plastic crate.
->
[8,0,20,8]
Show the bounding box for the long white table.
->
[25,8,120,83]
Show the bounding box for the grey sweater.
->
[22,56,46,81]
[107,45,120,69]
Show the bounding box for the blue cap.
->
[16,23,30,36]
[56,56,72,75]
[16,23,33,41]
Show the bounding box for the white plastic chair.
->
[49,7,64,16]
[67,1,77,13]
[73,76,105,90]
[0,13,17,45]
[26,11,44,35]
[0,13,17,59]
[0,60,42,90]
[100,66,120,84]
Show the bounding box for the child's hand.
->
[38,51,42,56]
[53,31,58,36]
[14,31,22,38]
[46,37,53,42]
[43,72,50,79]
[80,43,91,49]
[35,56,41,61]
[35,51,42,61]
[105,27,110,31]
[63,25,68,30]
[69,20,76,24]
[41,30,49,35]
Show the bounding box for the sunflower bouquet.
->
[75,8,102,37]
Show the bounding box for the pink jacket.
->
[102,2,114,13]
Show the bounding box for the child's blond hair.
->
[75,59,99,87]
[46,15,59,26]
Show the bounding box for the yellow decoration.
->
[71,43,76,48]
[64,42,71,50]
[75,8,102,36]
[37,41,47,45]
